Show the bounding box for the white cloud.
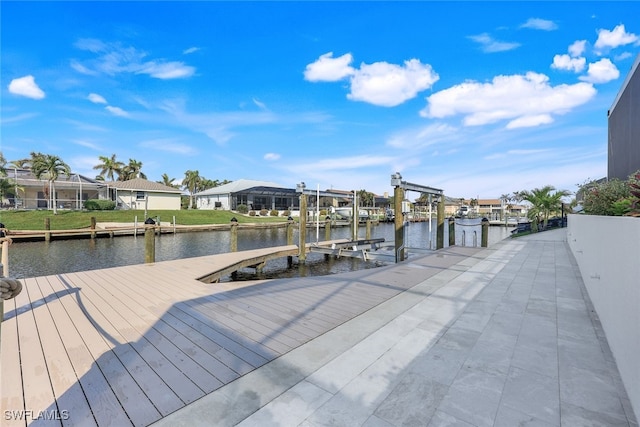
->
[183,47,200,55]
[139,139,195,155]
[287,154,393,174]
[253,98,268,111]
[72,139,101,150]
[568,40,587,57]
[304,52,355,82]
[579,58,620,84]
[422,72,596,129]
[105,106,130,117]
[468,33,520,53]
[305,53,438,107]
[87,93,107,104]
[264,153,281,161]
[8,75,45,99]
[521,18,558,31]
[386,123,458,149]
[348,59,439,107]
[551,54,586,72]
[73,38,196,80]
[594,24,639,52]
[136,61,195,79]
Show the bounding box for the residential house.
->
[108,178,182,210]
[194,179,299,211]
[1,167,103,209]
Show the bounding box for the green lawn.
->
[0,209,288,230]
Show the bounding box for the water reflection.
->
[7,220,511,280]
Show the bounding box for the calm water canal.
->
[7,220,512,280]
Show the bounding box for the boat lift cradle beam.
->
[391,172,445,263]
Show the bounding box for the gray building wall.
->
[608,54,640,180]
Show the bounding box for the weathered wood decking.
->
[1,245,480,426]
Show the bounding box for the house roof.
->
[108,178,182,193]
[3,168,103,189]
[194,179,286,196]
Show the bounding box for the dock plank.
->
[1,298,26,427]
[2,245,482,426]
[28,276,134,427]
[14,278,60,426]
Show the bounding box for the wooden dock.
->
[1,245,481,426]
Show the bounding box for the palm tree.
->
[93,154,124,181]
[158,173,178,188]
[499,193,511,222]
[357,189,375,207]
[119,158,146,181]
[521,185,571,230]
[183,170,201,209]
[30,153,71,214]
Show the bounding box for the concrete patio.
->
[153,228,638,427]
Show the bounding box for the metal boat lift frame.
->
[391,173,445,263]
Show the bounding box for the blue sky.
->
[2,2,639,199]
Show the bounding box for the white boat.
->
[333,207,369,221]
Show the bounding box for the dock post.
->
[325,218,331,241]
[90,216,96,239]
[366,218,371,240]
[144,226,155,263]
[436,194,445,249]
[230,218,238,252]
[299,191,307,264]
[481,217,489,247]
[287,218,295,266]
[44,217,51,242]
[394,183,405,262]
[448,216,455,246]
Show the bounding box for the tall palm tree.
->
[183,170,201,209]
[119,158,146,181]
[8,158,31,169]
[93,154,124,181]
[357,189,375,207]
[499,193,511,222]
[30,153,71,214]
[158,173,178,188]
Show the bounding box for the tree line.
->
[0,151,230,211]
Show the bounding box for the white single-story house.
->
[194,179,299,211]
[108,178,183,210]
[1,167,104,209]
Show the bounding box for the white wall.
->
[567,214,640,422]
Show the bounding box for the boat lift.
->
[391,173,445,263]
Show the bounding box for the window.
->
[136,191,146,200]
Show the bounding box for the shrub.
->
[84,199,116,210]
[237,204,248,214]
[249,210,256,216]
[581,178,630,216]
[282,210,291,217]
[270,209,279,216]
[260,209,268,216]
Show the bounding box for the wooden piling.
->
[366,219,371,240]
[481,217,489,247]
[325,218,331,241]
[436,194,445,249]
[44,217,51,242]
[394,185,405,262]
[230,222,238,252]
[299,193,307,263]
[144,226,155,263]
[90,216,96,239]
[448,216,455,246]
